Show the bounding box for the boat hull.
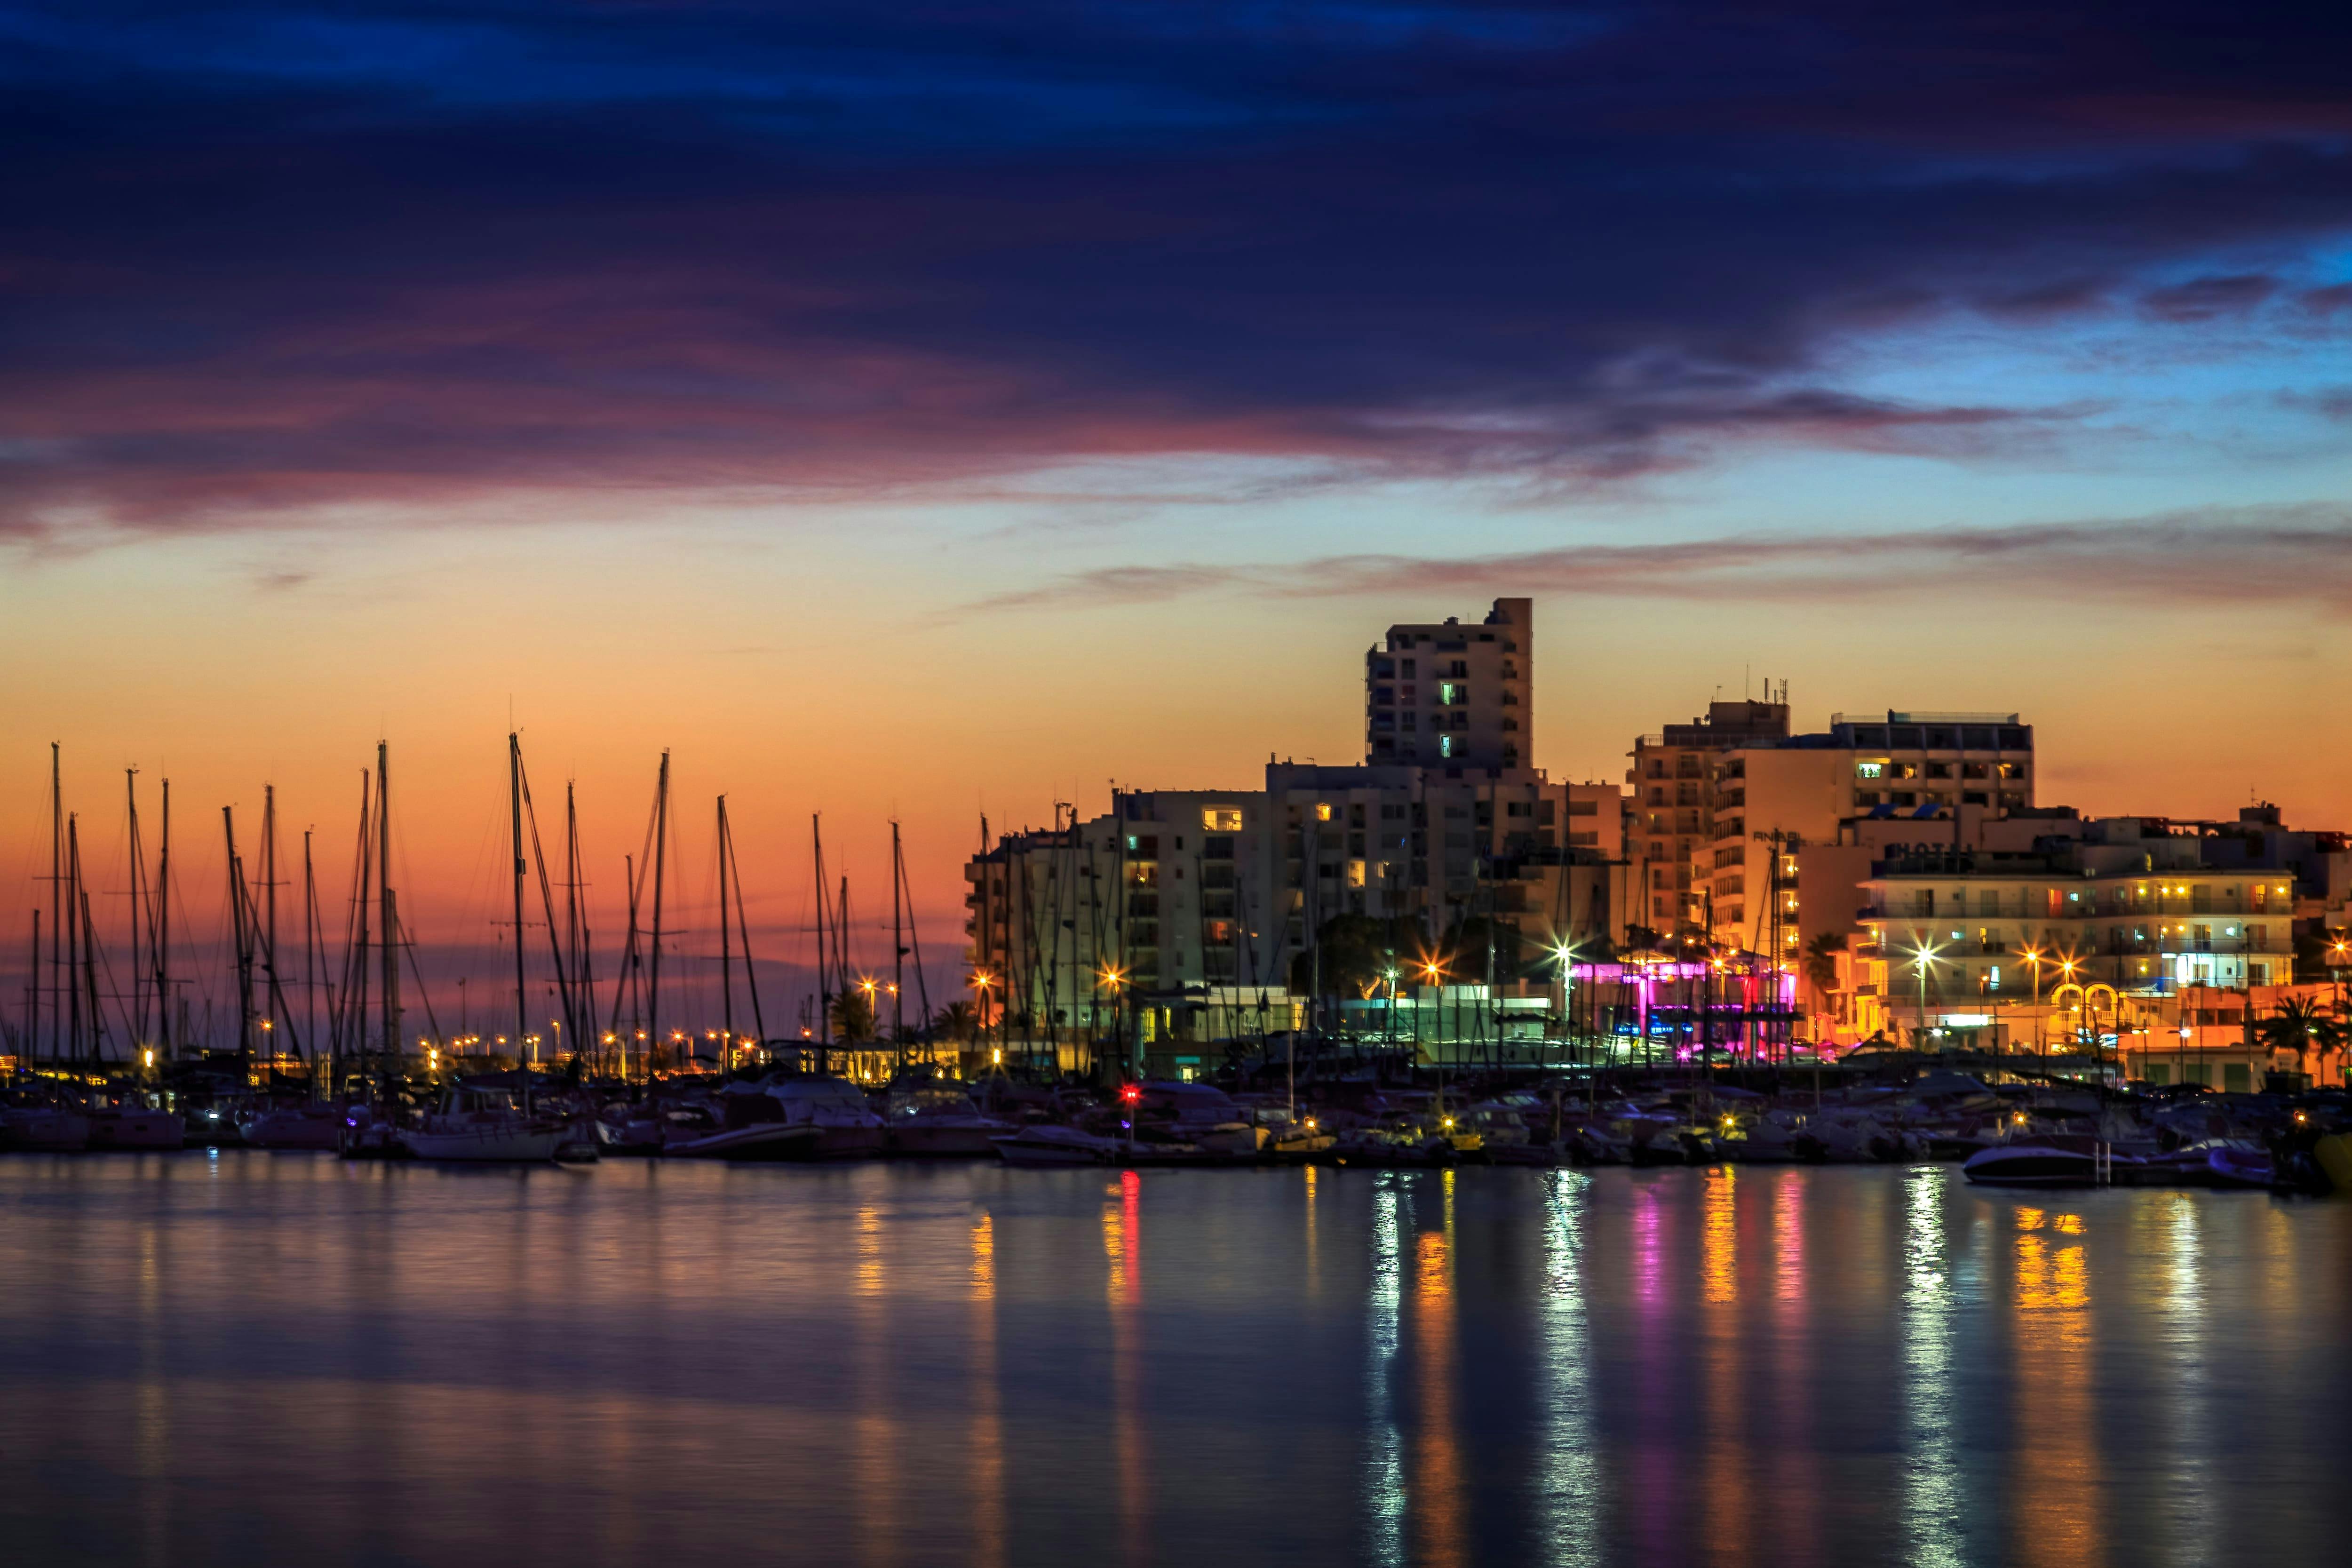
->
[87,1112,187,1151]
[1,1110,91,1152]
[888,1122,1008,1157]
[243,1110,347,1150]
[401,1126,568,1162]
[991,1132,1114,1167]
[664,1124,824,1161]
[1963,1145,2115,1188]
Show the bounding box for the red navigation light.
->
[1120,1083,1141,1105]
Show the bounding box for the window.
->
[1856,762,1884,779]
[1315,803,1333,822]
[1402,659,1416,677]
[1201,807,1243,832]
[1439,734,1454,758]
[1347,860,1366,887]
[1125,835,1158,857]
[1926,762,1951,779]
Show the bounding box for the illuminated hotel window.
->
[1201,808,1243,831]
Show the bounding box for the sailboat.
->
[402,734,591,1163]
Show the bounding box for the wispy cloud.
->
[961,503,2352,614]
[1,3,2349,544]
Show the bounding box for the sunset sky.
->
[6,1,2352,1041]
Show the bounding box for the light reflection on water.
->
[1,1155,2346,1568]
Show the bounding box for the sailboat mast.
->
[125,770,144,1051]
[724,814,767,1054]
[64,813,80,1069]
[509,732,529,1111]
[156,778,171,1063]
[891,820,905,1067]
[224,805,254,1078]
[303,828,320,1097]
[74,820,101,1071]
[21,910,35,1081]
[263,784,279,1050]
[812,814,830,1069]
[378,742,399,1099]
[49,743,62,1067]
[648,751,669,1074]
[565,782,583,1066]
[717,796,733,1067]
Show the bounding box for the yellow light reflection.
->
[2010,1205,2101,1568]
[1413,1199,1465,1568]
[1103,1171,1148,1565]
[969,1214,1005,1568]
[852,1203,895,1568]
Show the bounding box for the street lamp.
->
[1910,939,1941,1050]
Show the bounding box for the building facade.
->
[1626,700,1790,939]
[1365,597,1533,770]
[1694,710,2037,955]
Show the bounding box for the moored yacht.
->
[401,1086,572,1162]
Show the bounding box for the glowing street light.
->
[1910,938,1942,1045]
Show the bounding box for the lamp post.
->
[2057,957,2080,1070]
[1910,939,1939,1052]
[1553,940,1579,1074]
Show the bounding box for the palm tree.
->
[1803,932,1846,1015]
[932,1000,978,1043]
[830,990,877,1043]
[2257,994,2345,1083]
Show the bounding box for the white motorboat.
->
[0,1101,91,1152]
[86,1103,187,1151]
[400,1087,573,1163]
[665,1091,825,1161]
[885,1082,1014,1156]
[734,1076,888,1159]
[242,1102,349,1150]
[991,1124,1119,1167]
[1963,1138,2130,1188]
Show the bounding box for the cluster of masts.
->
[13,736,938,1088]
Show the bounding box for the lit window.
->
[1438,682,1457,704]
[1857,761,1884,779]
[1439,734,1454,758]
[1201,807,1243,831]
[1348,860,1367,887]
[1315,803,1333,821]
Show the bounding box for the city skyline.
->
[8,1,2352,1036]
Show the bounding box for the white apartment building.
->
[1365,597,1533,771]
[1695,710,2037,954]
[1855,827,2294,1049]
[1626,699,1789,939]
[965,761,1622,1073]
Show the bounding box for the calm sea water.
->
[0,1154,2345,1567]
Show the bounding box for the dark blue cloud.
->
[0,1,2346,535]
